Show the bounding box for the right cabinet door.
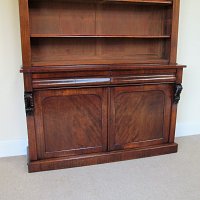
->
[109,84,174,151]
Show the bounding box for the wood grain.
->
[28,143,178,172]
[21,64,186,73]
[31,37,169,65]
[109,84,173,150]
[170,0,180,63]
[34,88,108,159]
[18,0,31,67]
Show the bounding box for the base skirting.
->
[28,143,178,172]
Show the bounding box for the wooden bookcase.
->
[19,0,185,172]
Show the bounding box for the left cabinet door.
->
[34,87,108,159]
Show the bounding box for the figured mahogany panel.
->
[109,84,173,150]
[34,88,108,159]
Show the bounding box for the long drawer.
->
[32,69,177,89]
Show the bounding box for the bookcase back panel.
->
[30,2,96,35]
[29,1,171,36]
[96,4,170,36]
[31,38,169,65]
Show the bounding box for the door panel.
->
[34,87,108,159]
[109,84,173,151]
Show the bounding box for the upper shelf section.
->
[29,1,172,36]
[27,0,174,66]
[100,0,172,5]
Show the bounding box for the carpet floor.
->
[0,135,200,200]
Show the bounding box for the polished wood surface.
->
[109,84,173,150]
[18,0,185,172]
[21,64,186,72]
[170,0,180,63]
[29,0,172,4]
[29,143,178,172]
[31,38,169,65]
[34,88,108,159]
[19,0,31,67]
[30,2,169,36]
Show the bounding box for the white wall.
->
[0,0,199,157]
[176,0,200,136]
[0,0,27,157]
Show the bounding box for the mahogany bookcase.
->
[19,0,185,172]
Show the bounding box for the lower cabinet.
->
[33,83,174,159]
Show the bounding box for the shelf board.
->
[101,0,172,5]
[30,34,171,39]
[21,64,186,73]
[30,0,172,5]
[31,59,169,67]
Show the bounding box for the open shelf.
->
[29,0,172,66]
[29,1,171,36]
[30,34,171,39]
[31,37,170,66]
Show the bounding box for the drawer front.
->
[32,69,177,89]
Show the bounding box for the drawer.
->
[32,71,110,89]
[32,69,177,89]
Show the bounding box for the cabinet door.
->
[34,87,108,159]
[109,84,173,151]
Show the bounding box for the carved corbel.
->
[24,92,34,116]
[174,84,183,104]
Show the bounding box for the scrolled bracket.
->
[174,84,183,104]
[24,92,34,116]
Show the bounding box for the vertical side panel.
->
[26,115,37,161]
[107,87,112,152]
[19,1,36,160]
[169,69,183,143]
[23,73,32,91]
[23,73,37,161]
[170,0,180,63]
[19,0,31,67]
[169,103,177,143]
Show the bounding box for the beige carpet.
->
[0,135,200,200]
